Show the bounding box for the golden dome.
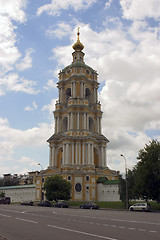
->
[72,27,84,51]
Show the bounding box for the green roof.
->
[97,177,119,185]
[62,61,95,73]
[0,184,36,190]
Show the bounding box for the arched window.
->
[85,88,91,105]
[65,88,71,105]
[62,117,68,132]
[89,117,94,132]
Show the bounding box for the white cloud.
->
[0,73,39,95]
[42,98,57,115]
[16,48,34,71]
[43,79,57,91]
[120,0,160,20]
[37,0,97,16]
[0,116,53,176]
[0,0,27,23]
[105,0,113,9]
[25,101,38,111]
[46,22,72,39]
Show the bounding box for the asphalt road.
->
[0,204,160,240]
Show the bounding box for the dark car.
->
[21,201,33,206]
[0,197,11,204]
[53,201,69,208]
[37,201,51,207]
[79,202,99,209]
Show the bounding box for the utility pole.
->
[120,154,128,210]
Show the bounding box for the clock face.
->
[75,183,82,192]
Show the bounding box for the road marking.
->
[48,224,118,240]
[16,217,38,224]
[138,229,146,232]
[128,228,135,230]
[0,213,11,218]
[149,230,157,233]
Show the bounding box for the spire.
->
[72,27,84,52]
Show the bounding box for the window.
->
[75,183,82,192]
[86,69,90,75]
[86,176,89,181]
[89,117,94,132]
[68,176,71,181]
[62,117,68,132]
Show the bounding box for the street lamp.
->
[38,163,43,170]
[120,154,128,210]
[38,163,44,201]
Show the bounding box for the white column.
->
[88,143,90,164]
[80,82,83,98]
[87,114,89,130]
[76,143,78,164]
[73,82,76,98]
[91,144,94,165]
[61,87,63,103]
[71,113,73,130]
[55,118,57,134]
[72,143,74,165]
[104,147,106,167]
[52,145,55,166]
[79,143,81,164]
[97,117,99,134]
[66,143,69,164]
[49,146,52,167]
[71,82,73,97]
[99,117,102,134]
[57,117,59,133]
[83,113,86,129]
[62,144,65,165]
[82,143,85,165]
[101,146,104,166]
[77,113,79,130]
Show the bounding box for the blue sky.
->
[0,0,160,177]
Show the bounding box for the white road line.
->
[138,229,146,232]
[16,217,38,224]
[0,213,11,218]
[149,230,157,233]
[128,228,135,230]
[48,224,118,240]
[52,212,160,226]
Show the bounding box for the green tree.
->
[0,191,5,198]
[135,139,160,203]
[44,175,72,202]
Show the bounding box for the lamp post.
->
[38,163,44,201]
[120,154,128,210]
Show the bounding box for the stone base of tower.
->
[35,167,119,202]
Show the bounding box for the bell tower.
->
[47,29,109,171]
[46,29,118,201]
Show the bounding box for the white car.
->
[129,203,151,212]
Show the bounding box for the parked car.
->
[79,202,99,209]
[21,201,33,206]
[37,201,51,207]
[0,197,11,204]
[129,203,151,212]
[53,201,69,208]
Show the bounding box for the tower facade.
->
[36,30,118,202]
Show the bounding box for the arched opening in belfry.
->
[94,148,99,168]
[62,117,68,132]
[65,88,71,105]
[57,147,63,168]
[89,117,94,132]
[85,88,91,105]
